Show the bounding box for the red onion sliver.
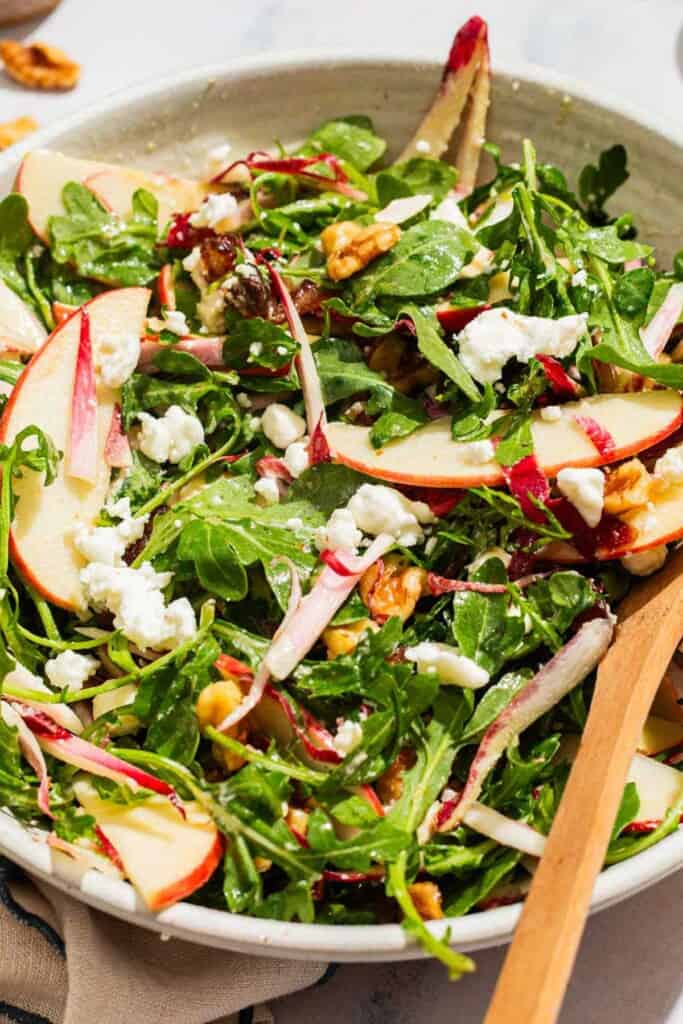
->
[438,617,614,830]
[1,701,52,817]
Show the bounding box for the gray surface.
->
[1,0,682,1020]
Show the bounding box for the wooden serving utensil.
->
[484,546,683,1024]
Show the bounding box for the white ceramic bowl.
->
[0,53,682,962]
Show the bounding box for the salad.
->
[0,13,682,978]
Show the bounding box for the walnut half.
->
[0,39,80,90]
[322,220,401,282]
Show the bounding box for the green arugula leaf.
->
[376,157,457,206]
[579,145,629,225]
[306,115,386,172]
[586,257,683,387]
[350,221,472,304]
[443,847,521,916]
[614,267,655,318]
[49,183,161,287]
[404,305,479,401]
[177,520,249,601]
[387,690,472,834]
[224,315,298,370]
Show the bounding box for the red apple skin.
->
[144,832,224,911]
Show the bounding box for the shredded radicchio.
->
[501,455,549,523]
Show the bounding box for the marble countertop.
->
[0,1,682,1021]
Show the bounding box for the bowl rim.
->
[0,48,680,178]
[0,49,681,961]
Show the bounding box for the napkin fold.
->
[0,857,327,1024]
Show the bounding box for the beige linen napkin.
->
[0,858,327,1024]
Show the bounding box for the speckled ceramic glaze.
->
[0,53,681,961]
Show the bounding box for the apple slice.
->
[85,168,206,230]
[399,16,489,161]
[627,752,683,826]
[0,287,150,609]
[328,391,683,489]
[0,279,47,355]
[638,715,683,756]
[92,683,138,736]
[14,150,206,241]
[15,150,113,242]
[73,780,223,911]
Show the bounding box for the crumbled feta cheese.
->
[621,545,667,577]
[162,310,189,336]
[333,719,363,757]
[375,194,432,224]
[162,597,198,647]
[461,439,495,465]
[655,446,683,485]
[137,405,204,464]
[254,477,280,505]
[347,484,434,547]
[283,440,310,478]
[285,517,304,531]
[556,467,604,528]
[205,142,232,178]
[190,192,239,229]
[315,508,363,553]
[261,403,306,449]
[415,139,432,154]
[540,405,562,422]
[73,501,147,568]
[571,268,588,287]
[74,523,127,567]
[80,561,196,651]
[249,341,263,358]
[404,642,490,689]
[45,650,99,692]
[458,308,588,384]
[95,332,140,388]
[431,195,469,230]
[236,392,252,409]
[468,546,511,576]
[276,345,288,356]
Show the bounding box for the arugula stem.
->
[26,584,61,642]
[206,727,325,784]
[0,449,14,579]
[387,853,475,979]
[521,138,538,192]
[134,436,239,521]
[15,626,106,651]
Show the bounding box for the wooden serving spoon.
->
[484,545,683,1024]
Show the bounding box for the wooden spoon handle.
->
[484,548,683,1024]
